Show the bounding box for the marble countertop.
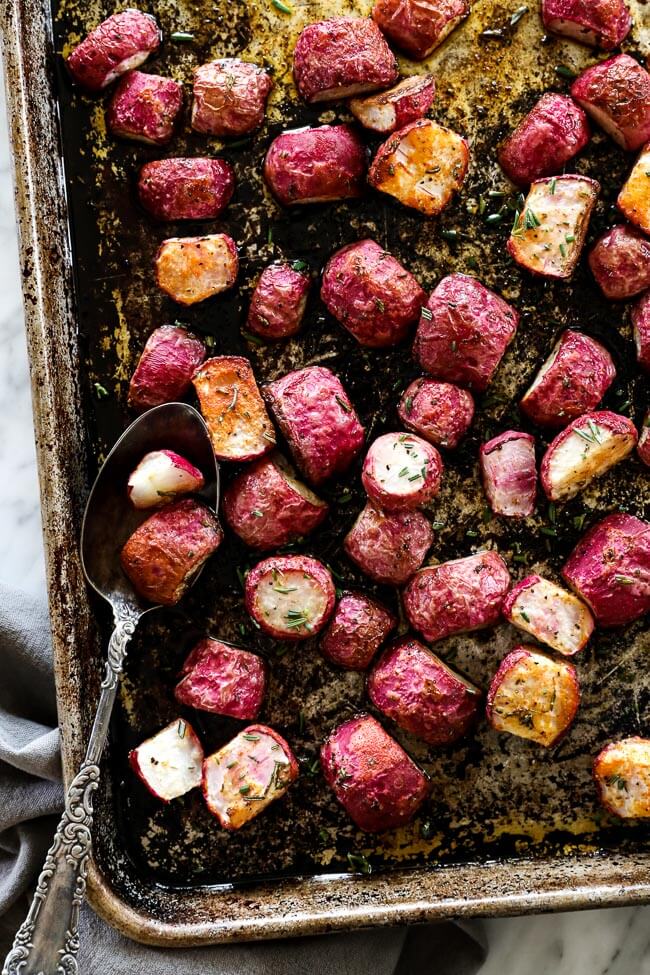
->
[0,72,647,975]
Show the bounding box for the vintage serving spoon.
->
[3,402,219,975]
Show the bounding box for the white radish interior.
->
[203,729,292,828]
[522,338,561,400]
[134,720,203,800]
[510,578,593,655]
[128,451,202,508]
[275,456,325,507]
[596,740,650,818]
[368,435,432,498]
[511,178,594,276]
[254,568,330,634]
[546,423,635,499]
[490,652,573,744]
[104,50,152,88]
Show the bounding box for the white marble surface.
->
[0,71,648,974]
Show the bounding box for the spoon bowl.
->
[81,402,219,615]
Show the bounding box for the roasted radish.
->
[244,555,335,640]
[262,366,364,485]
[372,0,469,60]
[66,10,161,92]
[415,273,519,392]
[191,59,272,137]
[498,94,590,187]
[320,592,395,670]
[321,239,425,348]
[369,119,469,216]
[368,638,482,746]
[155,234,238,306]
[222,453,328,550]
[562,512,650,627]
[480,431,537,518]
[246,262,311,340]
[632,292,650,373]
[320,714,430,832]
[129,718,203,801]
[107,71,182,145]
[263,125,366,207]
[398,379,475,449]
[127,325,206,413]
[192,356,275,462]
[403,551,511,643]
[120,499,223,606]
[594,738,650,819]
[520,330,616,429]
[541,0,631,50]
[362,432,443,511]
[127,450,204,509]
[540,410,637,502]
[508,175,599,279]
[571,55,650,152]
[486,647,580,747]
[344,503,433,585]
[293,18,398,103]
[617,145,650,236]
[349,75,436,135]
[202,724,298,830]
[588,224,650,300]
[502,574,594,656]
[138,158,235,222]
[174,639,267,720]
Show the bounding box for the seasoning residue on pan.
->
[53,0,649,889]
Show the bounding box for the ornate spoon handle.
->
[2,611,138,975]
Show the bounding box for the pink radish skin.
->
[128,325,206,413]
[562,513,650,627]
[293,18,397,103]
[520,330,616,429]
[127,450,204,510]
[368,637,482,746]
[480,431,537,518]
[349,75,436,135]
[66,10,161,92]
[192,59,272,137]
[175,639,267,719]
[403,551,511,643]
[344,503,433,585]
[372,0,469,60]
[263,125,367,207]
[632,292,650,373]
[107,71,183,145]
[499,94,590,186]
[320,592,395,670]
[541,0,631,50]
[571,56,650,151]
[398,379,474,449]
[320,714,430,832]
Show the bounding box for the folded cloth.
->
[0,583,486,974]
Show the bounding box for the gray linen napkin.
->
[0,583,486,974]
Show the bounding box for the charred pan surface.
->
[52,0,650,910]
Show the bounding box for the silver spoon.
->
[3,402,219,975]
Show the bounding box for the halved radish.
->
[245,555,335,640]
[155,234,238,305]
[362,432,443,511]
[540,410,637,502]
[502,574,594,656]
[127,450,204,509]
[129,718,203,801]
[202,724,298,830]
[594,737,650,819]
[480,430,536,518]
[486,647,580,747]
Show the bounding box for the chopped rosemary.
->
[605,773,628,791]
[520,610,531,624]
[291,259,308,271]
[421,306,433,320]
[94,382,109,399]
[335,395,351,413]
[549,178,557,195]
[177,720,187,738]
[510,5,529,24]
[242,733,260,741]
[555,65,577,79]
[485,213,503,225]
[227,387,239,411]
[170,31,195,41]
[614,574,635,585]
[252,509,263,518]
[274,584,298,594]
[347,852,372,875]
[271,0,293,11]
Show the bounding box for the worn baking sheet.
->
[3,0,650,947]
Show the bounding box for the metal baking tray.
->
[2,0,650,947]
